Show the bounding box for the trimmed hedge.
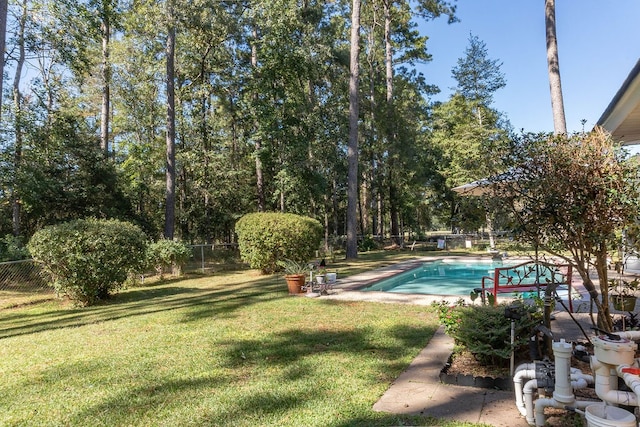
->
[28,218,148,306]
[235,212,323,274]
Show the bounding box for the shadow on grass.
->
[0,274,287,340]
[57,321,441,427]
[2,252,489,426]
[219,324,435,370]
[67,375,232,425]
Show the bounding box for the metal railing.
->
[480,260,574,311]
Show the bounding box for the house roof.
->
[597,59,640,145]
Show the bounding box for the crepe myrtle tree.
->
[488,128,640,332]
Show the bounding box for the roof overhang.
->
[597,59,640,145]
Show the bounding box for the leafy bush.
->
[146,239,192,278]
[0,235,30,261]
[235,212,323,274]
[433,298,467,335]
[358,236,379,252]
[28,218,148,306]
[433,299,540,366]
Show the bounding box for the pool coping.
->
[334,254,515,292]
[325,255,590,307]
[324,255,500,306]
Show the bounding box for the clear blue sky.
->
[419,0,640,134]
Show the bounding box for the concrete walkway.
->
[372,325,529,426]
[371,312,594,427]
[322,256,603,426]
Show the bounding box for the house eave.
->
[597,59,640,145]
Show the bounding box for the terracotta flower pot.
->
[285,274,306,295]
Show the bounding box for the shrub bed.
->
[433,299,540,367]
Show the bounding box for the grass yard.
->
[0,252,487,426]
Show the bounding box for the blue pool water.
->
[363,259,505,295]
[362,259,572,297]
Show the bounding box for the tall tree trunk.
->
[251,27,265,211]
[486,211,495,249]
[332,178,339,240]
[100,2,111,156]
[384,0,400,246]
[363,5,377,238]
[389,181,401,244]
[384,0,393,105]
[346,0,361,259]
[201,82,211,242]
[377,190,383,239]
[11,0,27,237]
[545,0,567,135]
[0,0,8,116]
[164,2,176,239]
[323,195,330,252]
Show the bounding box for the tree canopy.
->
[489,128,640,331]
[0,0,469,247]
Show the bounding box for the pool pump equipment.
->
[513,332,640,426]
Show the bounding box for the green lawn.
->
[0,252,488,426]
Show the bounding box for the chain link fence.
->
[1,244,242,308]
[184,243,240,274]
[0,259,54,308]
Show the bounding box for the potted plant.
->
[315,266,326,285]
[609,277,639,311]
[278,259,309,295]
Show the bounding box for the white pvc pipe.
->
[552,339,574,404]
[513,369,537,415]
[515,362,537,374]
[534,398,555,427]
[592,358,639,407]
[528,340,596,426]
[616,364,640,407]
[523,376,592,425]
[571,372,594,385]
[512,364,589,412]
[523,379,537,424]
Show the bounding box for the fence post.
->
[201,245,205,273]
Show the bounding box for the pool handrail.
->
[480,260,573,312]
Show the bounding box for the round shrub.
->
[146,239,192,278]
[433,300,540,367]
[28,218,148,306]
[235,212,323,274]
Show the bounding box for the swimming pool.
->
[362,259,506,295]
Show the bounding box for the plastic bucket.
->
[326,272,337,284]
[585,404,636,427]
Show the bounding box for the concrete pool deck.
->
[325,255,592,308]
[321,256,600,426]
